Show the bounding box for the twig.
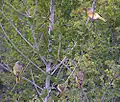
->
[100,92,105,102]
[57,34,61,61]
[59,61,76,79]
[57,65,64,76]
[51,38,77,77]
[51,56,67,75]
[40,56,48,66]
[29,2,39,50]
[11,83,17,92]
[22,77,43,90]
[0,23,45,74]
[23,53,35,74]
[68,41,77,54]
[92,0,97,10]
[86,17,90,25]
[39,18,49,30]
[22,62,31,74]
[31,25,39,50]
[30,69,41,96]
[0,63,13,73]
[64,64,77,85]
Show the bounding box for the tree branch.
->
[22,77,43,90]
[51,56,67,75]
[64,64,77,85]
[45,0,55,101]
[30,69,41,96]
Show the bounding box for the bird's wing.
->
[93,13,100,19]
[94,13,106,22]
[13,66,16,75]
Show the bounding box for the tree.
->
[0,0,120,101]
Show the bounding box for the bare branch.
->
[30,69,41,96]
[51,56,67,75]
[40,56,48,66]
[23,62,31,74]
[64,64,77,85]
[86,17,90,25]
[68,42,77,54]
[22,77,43,91]
[92,0,97,9]
[31,25,39,50]
[11,83,17,92]
[0,63,13,73]
[57,34,61,61]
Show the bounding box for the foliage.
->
[0,0,120,102]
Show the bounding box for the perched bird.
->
[57,84,65,94]
[86,8,106,22]
[57,84,66,97]
[13,61,23,83]
[76,71,84,88]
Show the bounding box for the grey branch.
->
[22,77,43,90]
[30,69,41,96]
[51,56,67,75]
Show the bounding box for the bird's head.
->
[87,7,95,13]
[15,61,23,66]
[15,61,20,64]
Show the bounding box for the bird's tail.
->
[99,16,106,22]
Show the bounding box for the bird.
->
[13,61,23,83]
[57,84,65,94]
[57,84,66,97]
[76,71,84,88]
[86,8,106,22]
